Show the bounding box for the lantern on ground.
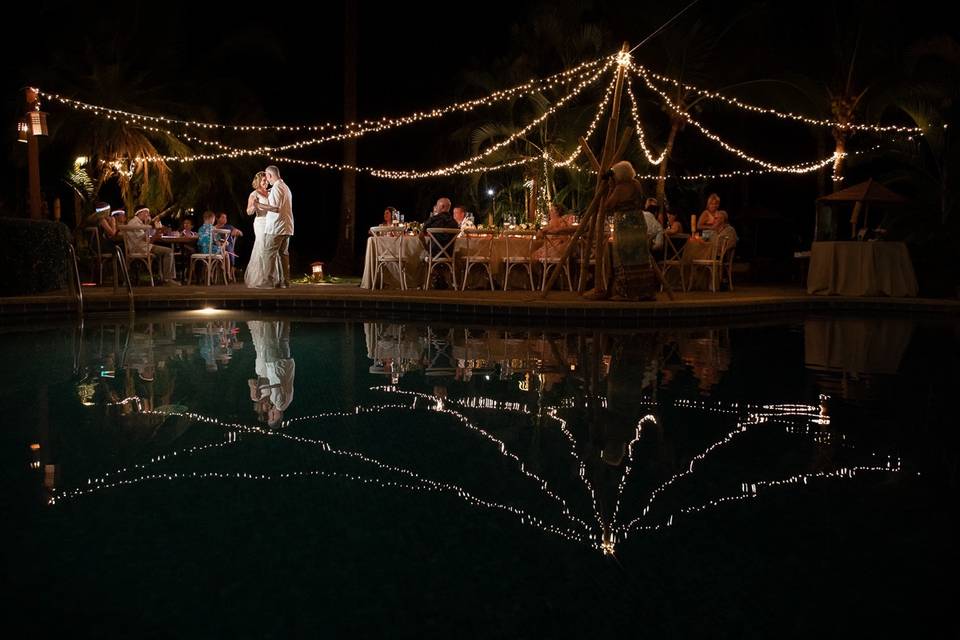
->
[310,261,325,282]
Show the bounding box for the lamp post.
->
[19,88,49,219]
[486,188,496,227]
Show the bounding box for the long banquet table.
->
[360,230,546,289]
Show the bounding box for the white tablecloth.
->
[360,233,545,289]
[806,241,918,297]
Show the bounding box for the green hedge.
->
[0,217,72,296]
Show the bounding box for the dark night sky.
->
[2,0,955,269]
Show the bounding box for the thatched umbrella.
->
[815,178,908,239]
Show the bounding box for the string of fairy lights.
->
[631,62,849,174]
[640,66,925,134]
[369,387,595,534]
[94,56,613,178]
[38,55,609,134]
[550,71,620,168]
[56,402,592,545]
[41,58,615,178]
[37,50,922,185]
[625,73,669,166]
[46,386,907,555]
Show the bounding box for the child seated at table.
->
[197,211,217,254]
[180,218,197,237]
[664,211,683,235]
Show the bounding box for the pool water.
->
[1,313,957,637]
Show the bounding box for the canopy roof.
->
[817,178,908,204]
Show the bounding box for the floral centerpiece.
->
[404,221,422,234]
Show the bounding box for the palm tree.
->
[456,3,611,222]
[882,36,960,225]
[632,14,753,208]
[43,54,192,215]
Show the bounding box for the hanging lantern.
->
[28,110,48,136]
[17,118,29,143]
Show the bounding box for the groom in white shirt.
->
[257,165,294,288]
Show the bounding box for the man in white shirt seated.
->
[125,207,179,285]
[642,198,664,251]
[453,205,475,230]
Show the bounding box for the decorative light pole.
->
[486,188,496,227]
[19,88,49,219]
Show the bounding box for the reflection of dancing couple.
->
[244,165,294,289]
[248,321,295,428]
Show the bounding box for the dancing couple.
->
[245,165,294,289]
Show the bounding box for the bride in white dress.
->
[244,171,276,288]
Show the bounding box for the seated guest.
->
[698,193,722,237]
[425,197,452,222]
[98,206,125,248]
[452,205,474,230]
[127,206,179,285]
[197,211,218,255]
[714,211,738,247]
[215,212,243,265]
[176,218,198,263]
[180,218,197,237]
[642,198,664,250]
[664,211,683,235]
[421,198,458,253]
[534,202,573,260]
[382,206,398,226]
[421,198,458,289]
[644,197,666,226]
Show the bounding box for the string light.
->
[267,57,613,178]
[39,56,609,134]
[641,67,925,134]
[624,73,668,166]
[51,60,614,179]
[303,59,616,180]
[39,51,916,187]
[54,328,910,556]
[267,60,610,153]
[551,71,619,168]
[627,145,885,182]
[632,63,846,174]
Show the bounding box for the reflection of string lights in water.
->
[55,402,593,546]
[369,387,593,535]
[49,391,907,555]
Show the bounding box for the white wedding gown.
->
[244,192,276,288]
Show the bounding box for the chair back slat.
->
[425,228,460,261]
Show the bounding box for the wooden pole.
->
[541,45,632,297]
[592,46,630,288]
[574,138,603,292]
[26,88,42,220]
[332,0,358,272]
